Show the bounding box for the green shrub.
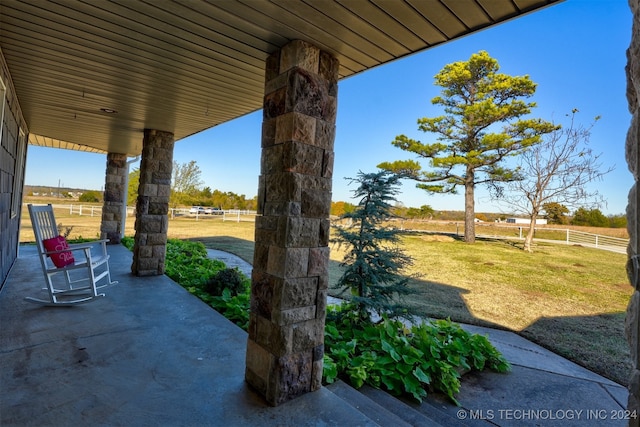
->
[122,237,251,329]
[323,303,510,405]
[205,268,247,297]
[79,190,101,202]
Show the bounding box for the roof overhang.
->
[1,0,562,156]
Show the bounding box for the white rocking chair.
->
[26,204,117,306]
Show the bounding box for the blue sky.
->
[25,0,632,215]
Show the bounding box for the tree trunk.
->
[464,171,475,243]
[523,211,538,252]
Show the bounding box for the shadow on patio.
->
[0,244,374,426]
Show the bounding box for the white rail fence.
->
[475,224,628,254]
[38,205,628,252]
[563,229,628,254]
[43,204,257,222]
[53,204,136,217]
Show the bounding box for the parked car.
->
[189,206,206,214]
[204,207,223,215]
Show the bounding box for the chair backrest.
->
[28,204,61,255]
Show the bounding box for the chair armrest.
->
[67,239,109,249]
[44,246,93,256]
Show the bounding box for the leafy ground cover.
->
[324,304,509,405]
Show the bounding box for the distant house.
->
[506,217,547,225]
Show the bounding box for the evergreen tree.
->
[379,51,557,243]
[332,170,414,319]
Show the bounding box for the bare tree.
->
[171,160,204,207]
[496,110,613,252]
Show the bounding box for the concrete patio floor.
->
[0,244,375,426]
[0,243,631,426]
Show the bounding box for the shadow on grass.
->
[522,312,631,386]
[188,236,255,265]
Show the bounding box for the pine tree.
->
[332,170,414,319]
[379,51,558,243]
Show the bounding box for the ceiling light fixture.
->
[100,108,117,114]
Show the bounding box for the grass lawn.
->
[19,201,632,385]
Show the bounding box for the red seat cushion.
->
[42,235,75,268]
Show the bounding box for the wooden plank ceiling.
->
[0,0,561,156]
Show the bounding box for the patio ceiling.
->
[0,0,561,156]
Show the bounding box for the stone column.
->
[100,152,128,244]
[131,129,174,276]
[245,40,339,406]
[627,1,640,424]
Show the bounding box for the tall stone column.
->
[627,1,640,424]
[131,129,174,276]
[101,152,128,244]
[245,40,339,406]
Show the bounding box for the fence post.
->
[595,235,599,248]
[70,204,73,215]
[566,229,570,245]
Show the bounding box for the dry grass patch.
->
[400,235,631,385]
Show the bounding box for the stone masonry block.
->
[275,306,317,326]
[257,176,266,215]
[291,319,325,353]
[627,112,638,178]
[264,172,302,203]
[322,150,334,179]
[141,183,158,197]
[157,184,171,197]
[311,359,323,392]
[319,218,331,246]
[283,141,324,176]
[316,289,328,319]
[252,242,270,272]
[308,247,329,276]
[285,217,320,248]
[251,270,277,319]
[138,245,153,259]
[281,277,318,309]
[285,248,309,278]
[627,291,640,367]
[255,314,293,357]
[265,70,289,96]
[267,246,287,278]
[275,112,316,145]
[315,120,336,150]
[265,49,281,83]
[261,144,284,175]
[301,188,331,218]
[138,217,162,233]
[246,338,273,386]
[264,87,287,120]
[280,40,319,75]
[262,118,277,148]
[271,351,313,405]
[317,275,329,291]
[319,50,339,96]
[287,68,328,121]
[147,233,168,245]
[629,185,638,256]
